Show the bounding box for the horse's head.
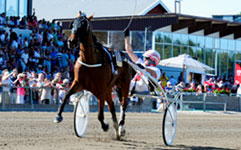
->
[68,13,93,49]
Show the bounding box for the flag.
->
[234,63,241,85]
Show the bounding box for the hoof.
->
[102,123,109,132]
[118,125,126,137]
[116,134,121,140]
[54,115,63,123]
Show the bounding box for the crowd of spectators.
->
[0,12,240,106]
[0,12,79,104]
[159,72,238,96]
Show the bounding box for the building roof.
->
[56,13,241,40]
[33,0,170,21]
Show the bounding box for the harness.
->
[77,45,123,76]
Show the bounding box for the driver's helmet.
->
[143,49,160,66]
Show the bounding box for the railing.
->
[0,86,60,110]
[0,85,100,111]
[1,85,241,112]
[180,92,241,112]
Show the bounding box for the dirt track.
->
[0,111,241,150]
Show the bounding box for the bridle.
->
[68,16,90,49]
[69,16,102,68]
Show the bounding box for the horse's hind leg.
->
[118,87,129,137]
[54,80,83,123]
[105,92,120,140]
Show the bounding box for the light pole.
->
[175,0,182,14]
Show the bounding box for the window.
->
[196,47,204,63]
[228,40,235,51]
[173,46,181,57]
[228,52,235,77]
[188,35,197,46]
[155,32,163,43]
[236,52,241,61]
[181,46,188,54]
[197,36,205,47]
[205,48,215,69]
[173,33,181,45]
[93,31,107,46]
[155,44,163,59]
[220,39,228,50]
[109,31,125,50]
[163,32,172,44]
[164,44,171,59]
[19,0,27,17]
[236,41,241,52]
[220,51,228,79]
[6,0,18,16]
[0,0,5,14]
[205,37,213,48]
[181,34,188,45]
[1,0,28,17]
[131,31,145,51]
[189,46,196,58]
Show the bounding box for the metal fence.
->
[180,92,241,112]
[1,85,241,112]
[0,86,59,110]
[0,86,100,111]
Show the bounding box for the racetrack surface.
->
[0,111,241,150]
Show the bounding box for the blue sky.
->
[164,0,241,17]
[33,0,241,21]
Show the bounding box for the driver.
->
[124,29,161,94]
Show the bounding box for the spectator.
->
[21,49,29,71]
[29,71,39,104]
[36,73,45,92]
[61,50,69,69]
[51,72,62,103]
[178,72,183,83]
[36,64,44,74]
[9,68,18,104]
[56,49,63,68]
[0,13,6,25]
[217,80,224,88]
[159,72,168,87]
[1,69,13,104]
[14,73,28,104]
[43,50,51,73]
[169,75,177,86]
[40,78,52,104]
[165,81,172,92]
[196,84,203,95]
[176,81,185,92]
[187,82,196,91]
[237,84,241,97]
[23,37,29,48]
[58,78,70,104]
[19,16,27,29]
[231,84,238,93]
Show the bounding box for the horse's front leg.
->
[54,81,82,123]
[98,98,109,132]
